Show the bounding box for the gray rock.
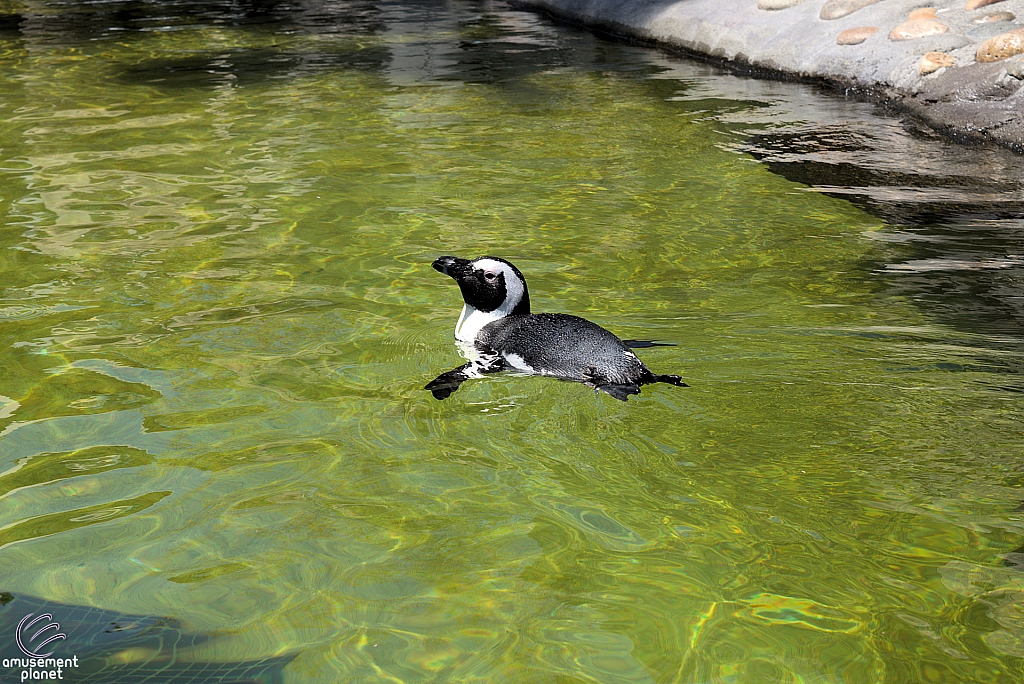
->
[1008,55,1024,78]
[820,0,880,21]
[910,34,973,54]
[969,21,1023,42]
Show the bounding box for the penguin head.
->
[432,255,531,316]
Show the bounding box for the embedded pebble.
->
[820,0,879,20]
[837,26,880,44]
[890,18,949,40]
[919,51,955,74]
[908,7,938,20]
[758,0,804,9]
[966,0,1007,9]
[976,27,1024,61]
[974,11,1015,23]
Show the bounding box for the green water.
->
[1,1,1023,681]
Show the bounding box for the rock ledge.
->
[510,0,1024,152]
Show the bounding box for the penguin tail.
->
[623,340,676,349]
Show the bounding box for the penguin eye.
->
[483,272,497,282]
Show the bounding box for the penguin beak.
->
[432,255,472,278]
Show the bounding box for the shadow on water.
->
[743,124,1024,374]
[119,47,392,88]
[112,7,623,91]
[0,13,23,36]
[0,592,294,683]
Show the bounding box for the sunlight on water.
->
[1,1,1023,682]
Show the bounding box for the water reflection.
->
[743,118,1024,373]
[6,0,385,43]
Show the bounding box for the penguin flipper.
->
[425,364,473,400]
[426,355,506,400]
[595,383,641,401]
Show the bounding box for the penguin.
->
[426,255,688,401]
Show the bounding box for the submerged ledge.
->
[510,0,1024,153]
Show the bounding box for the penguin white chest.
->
[454,304,505,344]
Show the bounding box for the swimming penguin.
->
[426,255,688,401]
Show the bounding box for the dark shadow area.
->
[441,8,681,86]
[746,126,1024,225]
[445,38,571,85]
[0,591,294,683]
[0,12,23,35]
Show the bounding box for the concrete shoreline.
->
[510,0,1024,152]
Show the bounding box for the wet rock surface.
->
[904,60,1023,145]
[511,0,1024,152]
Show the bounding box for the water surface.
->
[1,1,1024,682]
